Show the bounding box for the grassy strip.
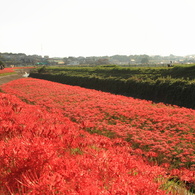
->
[0,72,16,76]
[36,64,195,80]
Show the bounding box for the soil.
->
[0,74,24,85]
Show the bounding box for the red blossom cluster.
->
[0,67,35,75]
[0,68,14,74]
[1,78,195,193]
[0,92,169,194]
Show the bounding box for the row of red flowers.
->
[0,92,170,194]
[0,67,35,75]
[0,68,15,74]
[1,78,195,193]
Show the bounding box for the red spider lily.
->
[0,92,170,194]
[1,78,195,193]
[0,68,14,74]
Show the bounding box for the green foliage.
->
[0,60,5,70]
[37,66,47,73]
[30,65,195,109]
[70,148,83,155]
[0,60,4,66]
[160,178,195,195]
[85,127,117,139]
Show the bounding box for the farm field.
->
[0,78,195,194]
[34,64,195,80]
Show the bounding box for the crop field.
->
[0,77,194,194]
[35,64,195,81]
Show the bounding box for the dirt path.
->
[0,68,32,85]
[0,74,24,85]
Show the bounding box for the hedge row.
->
[30,72,195,109]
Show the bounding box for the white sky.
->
[1,0,195,57]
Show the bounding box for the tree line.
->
[1,52,195,67]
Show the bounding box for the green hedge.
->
[30,72,195,109]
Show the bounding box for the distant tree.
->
[111,55,130,62]
[63,57,69,65]
[96,58,110,65]
[63,57,77,65]
[0,60,5,69]
[141,57,149,64]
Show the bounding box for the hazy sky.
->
[1,0,195,57]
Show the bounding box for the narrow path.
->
[0,74,24,85]
[0,68,32,85]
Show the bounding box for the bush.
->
[30,65,195,109]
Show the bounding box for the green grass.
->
[161,179,195,195]
[0,72,16,76]
[34,64,195,80]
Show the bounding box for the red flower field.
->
[0,67,35,75]
[0,68,15,74]
[0,78,195,194]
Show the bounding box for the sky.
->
[1,0,195,57]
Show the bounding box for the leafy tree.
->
[0,60,5,70]
[141,57,149,64]
[96,58,110,65]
